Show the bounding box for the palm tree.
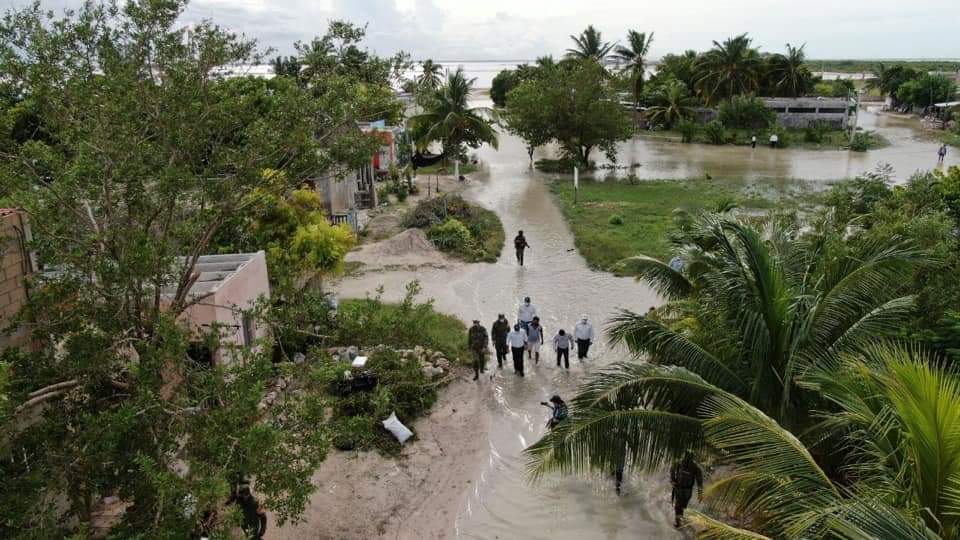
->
[526,211,925,476]
[417,59,443,90]
[565,25,615,62]
[409,68,498,158]
[695,34,763,105]
[614,30,654,107]
[865,62,888,94]
[645,80,697,129]
[768,43,814,97]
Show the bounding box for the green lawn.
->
[550,178,812,270]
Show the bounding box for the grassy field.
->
[414,161,479,175]
[804,59,960,73]
[550,177,815,270]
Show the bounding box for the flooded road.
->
[335,105,952,538]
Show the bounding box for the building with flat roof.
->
[761,97,852,129]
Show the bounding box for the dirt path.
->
[267,369,488,540]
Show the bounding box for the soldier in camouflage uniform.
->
[468,319,489,380]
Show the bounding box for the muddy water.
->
[335,104,953,538]
[596,107,956,182]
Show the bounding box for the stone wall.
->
[0,209,33,350]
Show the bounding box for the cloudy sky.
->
[5,0,960,60]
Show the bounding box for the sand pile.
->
[347,228,449,267]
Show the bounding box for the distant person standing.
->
[553,328,574,369]
[670,453,703,528]
[490,314,511,369]
[750,134,757,148]
[769,133,779,148]
[574,315,595,360]
[526,316,545,363]
[467,320,489,381]
[939,144,948,164]
[514,230,531,266]
[507,323,528,376]
[518,296,537,333]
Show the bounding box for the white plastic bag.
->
[382,412,414,444]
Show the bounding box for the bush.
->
[849,131,872,152]
[803,121,830,144]
[428,218,473,251]
[717,96,775,130]
[403,195,505,262]
[676,119,698,143]
[314,348,439,454]
[704,120,727,145]
[332,281,469,361]
[608,214,625,226]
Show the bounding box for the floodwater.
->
[599,107,957,182]
[334,105,954,538]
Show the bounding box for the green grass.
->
[403,195,505,262]
[935,130,960,148]
[550,178,810,270]
[414,161,479,175]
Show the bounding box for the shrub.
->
[849,131,873,152]
[608,214,625,226]
[803,121,830,144]
[403,195,504,262]
[704,120,727,144]
[428,218,473,251]
[676,119,698,143]
[717,96,775,130]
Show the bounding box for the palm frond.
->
[613,255,693,299]
[687,512,772,540]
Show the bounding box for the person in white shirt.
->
[517,297,537,333]
[769,133,779,148]
[751,134,757,148]
[574,315,595,360]
[553,328,575,369]
[506,323,529,376]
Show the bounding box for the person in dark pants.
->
[552,328,573,369]
[939,144,948,164]
[506,323,528,376]
[574,315,594,360]
[490,314,511,368]
[228,481,267,539]
[541,395,568,428]
[670,453,703,528]
[467,319,489,380]
[614,463,625,495]
[514,230,531,266]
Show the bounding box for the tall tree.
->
[645,79,697,129]
[0,2,391,536]
[565,25,615,62]
[505,59,632,166]
[614,30,655,107]
[418,59,443,90]
[409,68,498,158]
[695,34,763,105]
[768,43,815,97]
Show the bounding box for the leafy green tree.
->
[505,59,632,166]
[614,30,655,107]
[695,34,763,105]
[896,74,958,109]
[409,68,498,159]
[654,50,701,95]
[565,25,615,62]
[0,2,385,536]
[717,95,775,129]
[490,69,520,107]
[645,80,697,129]
[271,55,301,78]
[868,64,922,103]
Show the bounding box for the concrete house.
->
[0,209,34,351]
[761,97,852,129]
[172,251,272,366]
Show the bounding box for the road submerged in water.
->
[335,106,954,539]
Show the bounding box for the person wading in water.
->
[490,313,510,369]
[467,319,489,381]
[506,323,528,376]
[541,395,569,428]
[514,230,530,266]
[670,453,703,528]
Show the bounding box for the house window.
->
[242,314,256,348]
[771,107,787,113]
[817,107,847,114]
[789,107,817,113]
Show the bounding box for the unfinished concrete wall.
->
[0,209,33,350]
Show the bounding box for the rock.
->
[421,366,435,378]
[431,350,444,360]
[414,345,424,357]
[277,378,288,390]
[265,391,277,405]
[435,358,450,369]
[346,346,359,360]
[293,352,306,364]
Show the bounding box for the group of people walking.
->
[466,296,596,380]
